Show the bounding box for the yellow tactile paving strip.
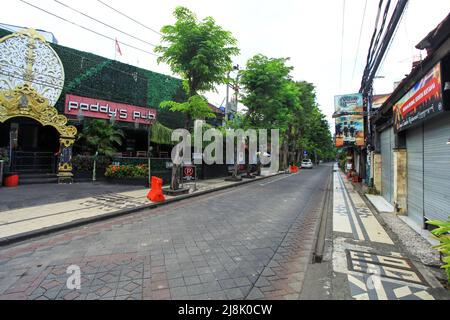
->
[332,169,393,245]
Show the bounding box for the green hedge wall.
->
[0,28,187,129]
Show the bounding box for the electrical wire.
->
[0,20,157,82]
[375,1,409,79]
[368,0,392,72]
[53,0,158,48]
[361,0,384,88]
[96,0,162,37]
[351,0,368,83]
[19,0,159,57]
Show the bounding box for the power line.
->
[351,0,368,83]
[19,0,159,57]
[339,0,346,91]
[96,0,162,37]
[376,1,410,79]
[360,0,409,94]
[53,0,158,48]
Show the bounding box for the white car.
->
[301,159,313,169]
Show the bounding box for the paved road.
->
[0,164,332,300]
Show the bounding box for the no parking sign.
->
[182,165,196,182]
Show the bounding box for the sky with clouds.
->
[2,0,450,130]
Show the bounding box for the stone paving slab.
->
[0,171,278,245]
[0,165,332,300]
[330,164,450,300]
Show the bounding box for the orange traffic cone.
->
[147,176,165,202]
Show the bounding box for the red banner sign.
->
[64,94,156,124]
[393,62,443,132]
[400,78,440,117]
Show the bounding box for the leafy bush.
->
[72,155,111,172]
[104,164,148,178]
[427,217,450,283]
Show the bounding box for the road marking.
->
[344,183,393,244]
[333,172,353,234]
[337,173,365,240]
[333,171,393,244]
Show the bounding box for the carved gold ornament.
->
[0,29,77,138]
[0,83,77,137]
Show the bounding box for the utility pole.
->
[225,70,230,122]
[225,64,239,121]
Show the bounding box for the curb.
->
[312,166,333,263]
[0,172,285,247]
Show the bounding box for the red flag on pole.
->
[115,38,122,56]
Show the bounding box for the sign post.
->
[182,164,197,191]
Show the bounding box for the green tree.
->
[155,6,239,190]
[240,54,299,170]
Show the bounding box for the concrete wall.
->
[372,152,382,194]
[393,148,407,215]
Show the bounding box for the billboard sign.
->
[334,93,364,147]
[393,62,443,132]
[65,94,156,124]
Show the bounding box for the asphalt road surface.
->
[0,164,332,300]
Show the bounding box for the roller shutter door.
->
[406,125,424,227]
[380,127,394,203]
[423,112,450,222]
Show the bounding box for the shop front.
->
[393,60,450,227]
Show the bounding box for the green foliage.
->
[155,6,237,130]
[155,6,240,95]
[240,54,295,130]
[151,121,174,145]
[154,6,239,189]
[78,119,124,157]
[239,55,336,164]
[427,218,450,282]
[160,94,215,126]
[104,164,148,178]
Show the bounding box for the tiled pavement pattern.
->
[0,174,275,242]
[0,165,332,300]
[332,164,446,300]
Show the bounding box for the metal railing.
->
[11,151,57,173]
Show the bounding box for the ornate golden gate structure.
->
[0,29,77,183]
